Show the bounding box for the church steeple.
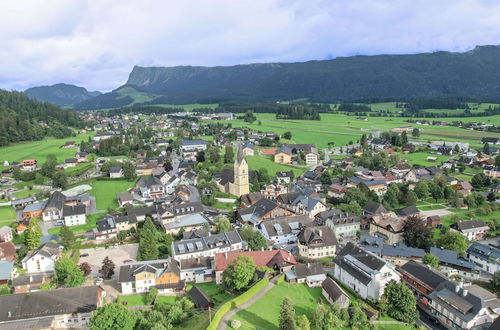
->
[232,145,249,196]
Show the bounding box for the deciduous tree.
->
[99,256,115,279]
[223,255,255,291]
[381,281,418,323]
[89,303,137,330]
[55,257,85,287]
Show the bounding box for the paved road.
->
[217,278,277,330]
[417,306,447,330]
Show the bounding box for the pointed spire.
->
[236,144,245,165]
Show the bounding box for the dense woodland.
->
[0,90,82,146]
[74,92,133,110]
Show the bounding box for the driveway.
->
[79,243,139,277]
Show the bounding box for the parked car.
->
[95,278,103,285]
[80,253,89,257]
[123,259,133,263]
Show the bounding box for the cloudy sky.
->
[1,0,500,92]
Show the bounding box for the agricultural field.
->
[215,113,500,149]
[0,132,94,169]
[230,282,324,330]
[401,152,451,166]
[0,206,16,225]
[12,188,41,199]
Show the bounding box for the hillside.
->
[0,89,82,146]
[25,83,101,107]
[78,45,500,109]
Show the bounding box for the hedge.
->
[275,274,285,285]
[207,277,269,330]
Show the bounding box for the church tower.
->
[232,146,250,197]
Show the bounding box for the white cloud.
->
[1,0,500,91]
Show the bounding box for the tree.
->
[55,257,85,287]
[350,305,370,330]
[279,297,296,330]
[423,253,440,269]
[79,262,92,276]
[223,255,256,291]
[41,154,57,178]
[490,271,500,295]
[296,315,310,330]
[59,225,75,250]
[414,181,429,199]
[146,287,158,305]
[471,173,490,189]
[247,230,268,251]
[401,131,408,145]
[430,184,443,202]
[99,256,116,279]
[405,190,418,206]
[412,128,420,137]
[383,184,400,209]
[283,131,292,140]
[495,155,500,168]
[402,216,433,250]
[216,216,231,233]
[381,281,419,323]
[52,171,67,189]
[24,218,42,250]
[483,142,490,155]
[122,161,137,181]
[224,146,234,163]
[89,303,137,330]
[436,231,469,254]
[138,218,159,260]
[338,201,362,216]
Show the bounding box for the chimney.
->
[462,289,468,297]
[455,285,460,293]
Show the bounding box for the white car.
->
[95,278,103,285]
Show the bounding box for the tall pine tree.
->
[279,297,296,330]
[138,218,159,260]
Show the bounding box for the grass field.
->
[88,179,136,210]
[0,206,16,224]
[230,282,324,330]
[213,113,500,148]
[401,152,451,166]
[118,294,148,306]
[0,132,94,168]
[246,154,307,177]
[12,189,41,199]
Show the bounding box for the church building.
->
[215,146,250,197]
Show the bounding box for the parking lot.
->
[79,243,138,277]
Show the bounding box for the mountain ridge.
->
[25,83,101,107]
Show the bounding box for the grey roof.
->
[181,139,207,146]
[62,204,86,217]
[363,201,387,215]
[382,243,425,258]
[23,242,61,263]
[96,217,116,232]
[189,286,212,309]
[261,216,313,237]
[214,168,234,185]
[237,198,281,225]
[12,273,47,287]
[298,226,338,248]
[164,213,209,230]
[11,197,34,206]
[294,263,324,279]
[334,242,387,285]
[109,166,122,173]
[400,260,447,292]
[0,227,11,237]
[0,261,13,281]
[44,191,65,211]
[315,209,360,226]
[180,257,212,270]
[452,219,489,231]
[467,242,500,263]
[359,235,384,255]
[136,176,163,188]
[322,277,349,302]
[172,230,242,257]
[0,286,101,322]
[396,206,420,217]
[430,247,476,270]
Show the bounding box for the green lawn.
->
[0,206,16,222]
[12,189,41,199]
[230,282,324,330]
[156,295,180,304]
[118,294,148,306]
[48,212,105,235]
[402,152,450,166]
[0,132,94,167]
[246,154,307,177]
[418,204,446,211]
[88,179,136,210]
[186,282,234,307]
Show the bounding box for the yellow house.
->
[274,146,292,164]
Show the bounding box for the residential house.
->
[430,247,477,277]
[466,242,500,275]
[297,226,338,259]
[171,231,243,261]
[22,242,63,274]
[109,166,124,178]
[117,192,133,207]
[179,257,214,283]
[136,176,165,199]
[21,159,37,171]
[369,213,405,244]
[22,201,46,220]
[119,258,185,294]
[314,209,361,238]
[214,250,296,284]
[381,243,425,266]
[333,242,400,300]
[0,242,16,262]
[11,197,34,210]
[396,205,420,220]
[62,204,86,227]
[0,261,14,284]
[450,220,490,241]
[13,273,51,293]
[322,277,349,308]
[285,262,326,287]
[0,286,104,329]
[0,227,12,243]
[399,260,448,306]
[42,191,66,221]
[94,217,118,240]
[274,146,292,164]
[241,142,255,156]
[259,215,313,245]
[327,183,348,198]
[276,171,293,184]
[237,198,294,226]
[483,166,500,178]
[428,281,496,330]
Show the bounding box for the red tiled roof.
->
[215,250,296,271]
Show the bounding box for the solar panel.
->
[273,224,283,233]
[187,243,195,251]
[195,241,203,250]
[289,222,299,230]
[178,244,186,253]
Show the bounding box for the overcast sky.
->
[1,0,500,92]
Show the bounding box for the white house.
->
[109,166,124,178]
[22,242,63,274]
[466,242,500,275]
[450,220,490,241]
[171,231,243,261]
[259,215,313,246]
[333,242,400,300]
[63,204,86,226]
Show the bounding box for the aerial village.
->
[0,110,500,330]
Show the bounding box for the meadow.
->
[245,154,308,177]
[0,132,94,168]
[88,179,136,210]
[215,112,500,149]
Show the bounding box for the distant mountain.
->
[25,83,101,107]
[78,45,500,109]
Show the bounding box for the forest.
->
[0,90,82,147]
